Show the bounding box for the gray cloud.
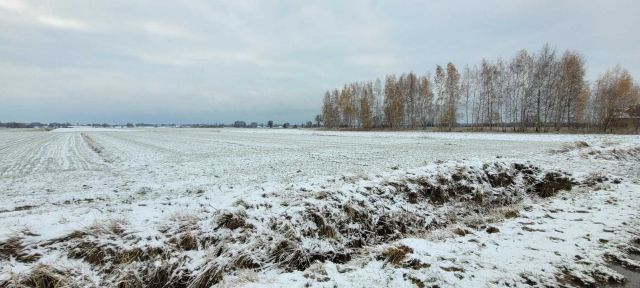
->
[0,0,639,124]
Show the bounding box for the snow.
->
[51,126,136,132]
[0,128,639,287]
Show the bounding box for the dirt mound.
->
[534,172,573,197]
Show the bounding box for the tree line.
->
[321,44,640,132]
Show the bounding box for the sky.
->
[1,0,639,124]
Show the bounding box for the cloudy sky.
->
[1,0,639,124]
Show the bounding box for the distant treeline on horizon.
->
[0,121,318,129]
[320,44,640,133]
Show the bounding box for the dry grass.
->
[188,264,224,288]
[112,259,192,288]
[215,210,249,230]
[453,227,472,236]
[269,239,310,271]
[503,209,520,219]
[0,236,40,262]
[486,226,500,234]
[378,245,414,265]
[68,241,165,267]
[6,264,69,288]
[177,233,198,251]
[1,161,588,287]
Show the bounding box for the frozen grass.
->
[0,160,605,287]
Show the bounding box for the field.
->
[1,128,639,287]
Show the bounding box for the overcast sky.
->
[1,0,639,124]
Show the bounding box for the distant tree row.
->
[0,122,71,128]
[321,44,640,132]
[0,121,324,129]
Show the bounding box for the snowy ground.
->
[0,128,639,287]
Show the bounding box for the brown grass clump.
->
[68,240,165,267]
[177,233,198,251]
[112,260,192,288]
[317,225,337,239]
[68,241,110,266]
[378,245,414,265]
[342,204,371,227]
[189,264,224,288]
[486,226,500,234]
[504,209,519,219]
[269,239,310,271]
[63,221,136,266]
[309,211,337,238]
[232,253,262,270]
[0,236,38,262]
[215,210,248,230]
[17,264,68,288]
[0,237,21,253]
[453,227,472,236]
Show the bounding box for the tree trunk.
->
[536,89,541,132]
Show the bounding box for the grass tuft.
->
[378,245,413,265]
[215,210,248,230]
[0,236,40,262]
[19,264,68,288]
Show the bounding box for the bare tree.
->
[444,63,461,131]
[317,44,638,133]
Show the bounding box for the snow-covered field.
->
[0,128,639,287]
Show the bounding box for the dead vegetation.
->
[573,143,640,161]
[377,245,413,265]
[486,226,500,234]
[503,209,519,218]
[215,210,250,230]
[3,264,70,288]
[0,236,40,263]
[1,160,610,287]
